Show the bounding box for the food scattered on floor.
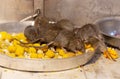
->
[103,47,119,59]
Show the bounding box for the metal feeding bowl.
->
[95,16,120,49]
[0,21,98,71]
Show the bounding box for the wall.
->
[45,0,120,27]
[0,0,43,23]
[1,0,120,26]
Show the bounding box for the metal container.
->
[0,21,97,71]
[95,16,120,49]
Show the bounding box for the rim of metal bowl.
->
[94,16,120,40]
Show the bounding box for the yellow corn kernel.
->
[107,48,116,55]
[85,44,92,49]
[28,47,36,53]
[20,39,28,43]
[103,53,107,58]
[24,47,29,52]
[54,53,59,58]
[12,40,20,45]
[15,33,27,40]
[12,33,18,39]
[37,49,43,54]
[111,54,118,59]
[6,33,12,41]
[63,52,75,58]
[43,55,51,59]
[33,43,40,47]
[15,45,24,56]
[41,44,47,46]
[76,51,83,55]
[0,31,8,40]
[37,53,44,58]
[87,47,94,51]
[7,45,16,53]
[45,49,55,58]
[40,44,48,52]
[56,48,66,56]
[17,55,24,58]
[30,53,38,58]
[27,44,33,47]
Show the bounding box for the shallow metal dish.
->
[95,16,120,49]
[0,21,97,71]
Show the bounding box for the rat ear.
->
[33,9,41,19]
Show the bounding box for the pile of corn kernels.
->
[103,47,119,59]
[0,31,118,59]
[0,31,95,59]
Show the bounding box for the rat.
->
[24,25,40,43]
[56,19,74,31]
[74,24,115,60]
